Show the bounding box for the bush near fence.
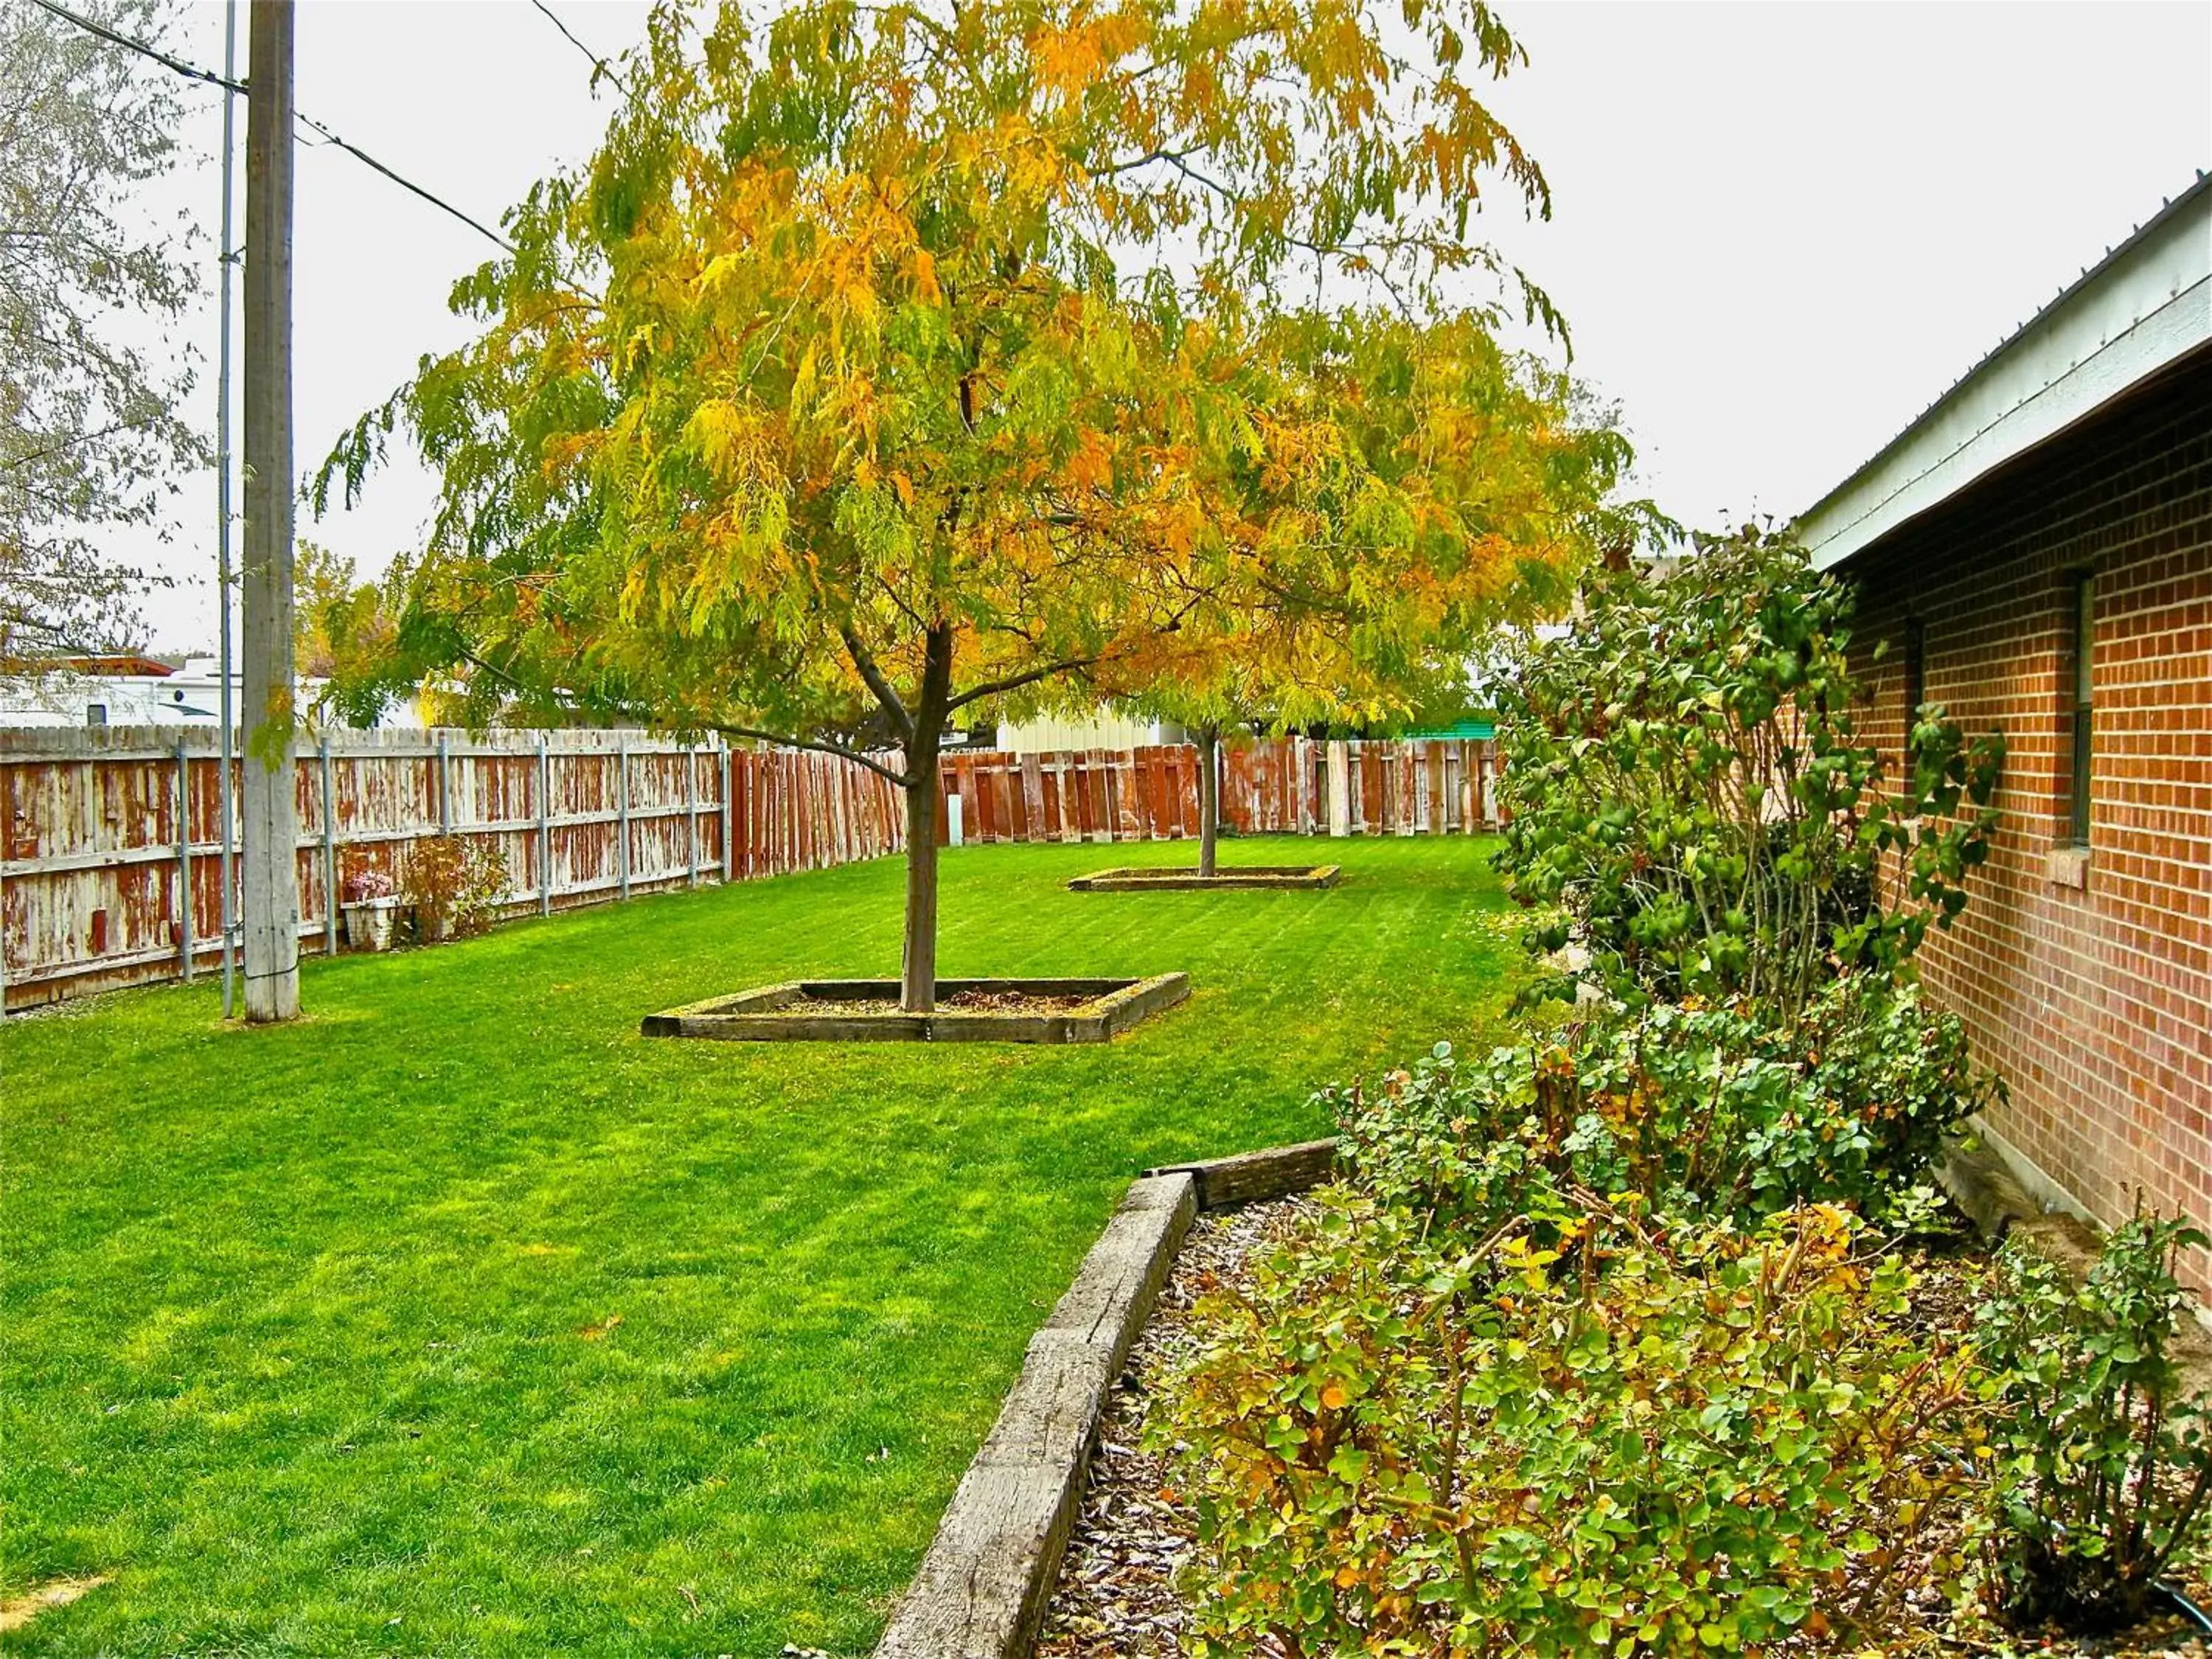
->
[0,731,1495,1010]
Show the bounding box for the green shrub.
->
[1978,1214,2212,1634]
[1164,1202,1986,1655]
[1330,976,1997,1229]
[1493,527,2003,1021]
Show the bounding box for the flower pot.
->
[342,898,398,952]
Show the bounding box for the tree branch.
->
[945,656,1095,714]
[440,650,913,787]
[709,725,911,787]
[839,620,916,741]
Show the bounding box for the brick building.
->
[1797,175,2210,1244]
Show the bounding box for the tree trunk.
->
[898,623,956,1014]
[901,731,941,1012]
[1197,724,1220,879]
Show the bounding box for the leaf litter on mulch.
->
[1035,1199,2212,1658]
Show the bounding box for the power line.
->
[24,0,516,257]
[529,0,630,99]
[27,0,239,89]
[293,111,516,255]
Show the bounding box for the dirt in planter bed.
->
[1037,1201,2212,1659]
[814,988,1100,1017]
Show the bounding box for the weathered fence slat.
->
[174,740,193,981]
[319,737,338,956]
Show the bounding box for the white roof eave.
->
[1797,178,2212,573]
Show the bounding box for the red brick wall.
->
[1841,347,2211,1256]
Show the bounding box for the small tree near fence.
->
[320,0,1635,1010]
[1108,311,1646,878]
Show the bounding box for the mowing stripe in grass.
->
[1,838,1518,1655]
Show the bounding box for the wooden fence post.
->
[436,732,452,835]
[616,731,631,900]
[175,740,195,981]
[319,734,338,956]
[536,735,552,916]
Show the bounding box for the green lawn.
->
[2,836,1519,1657]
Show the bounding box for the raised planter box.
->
[1066,864,1340,892]
[639,974,1190,1044]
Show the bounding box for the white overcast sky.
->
[114,0,2212,653]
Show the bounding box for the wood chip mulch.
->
[1037,1197,1312,1658]
[1035,1201,2212,1658]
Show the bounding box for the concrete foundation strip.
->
[1938,1134,2212,1394]
[872,1139,1343,1659]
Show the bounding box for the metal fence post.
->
[319,734,338,956]
[175,740,195,981]
[616,730,631,900]
[720,743,734,883]
[536,734,552,916]
[686,745,700,888]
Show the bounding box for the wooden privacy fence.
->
[0,729,1495,1011]
[0,728,903,1010]
[936,736,1498,845]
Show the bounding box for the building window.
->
[85,703,107,728]
[2065,573,2093,846]
[1903,617,1925,731]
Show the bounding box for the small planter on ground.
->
[640,974,1189,1044]
[1066,865,1340,892]
[341,898,400,952]
[339,869,400,952]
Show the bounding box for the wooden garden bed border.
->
[1065,865,1341,892]
[639,973,1190,1044]
[872,1139,1342,1659]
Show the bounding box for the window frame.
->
[2064,571,2094,847]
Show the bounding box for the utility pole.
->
[240,0,299,1021]
[216,0,239,1018]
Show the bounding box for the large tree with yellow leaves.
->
[320,0,1634,1009]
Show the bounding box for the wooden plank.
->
[1146,1138,1340,1209]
